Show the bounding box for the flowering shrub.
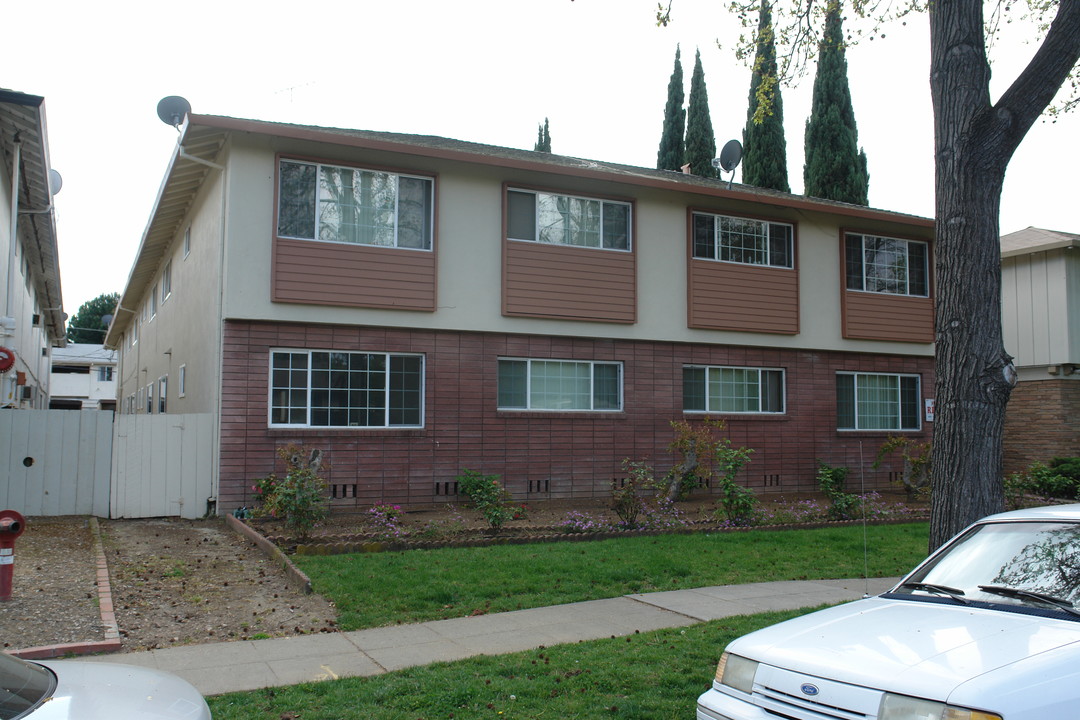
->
[635,498,690,530]
[560,511,609,534]
[612,459,653,527]
[368,503,407,541]
[252,444,328,539]
[456,469,513,530]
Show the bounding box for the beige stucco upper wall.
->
[219,132,934,357]
[115,167,225,412]
[1002,248,1080,368]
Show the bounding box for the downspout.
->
[210,156,228,516]
[5,132,19,319]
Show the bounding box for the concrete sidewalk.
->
[75,577,898,696]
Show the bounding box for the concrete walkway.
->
[74,577,898,696]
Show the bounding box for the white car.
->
[0,653,211,719]
[697,504,1080,720]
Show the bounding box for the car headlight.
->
[879,693,1002,720]
[715,652,758,694]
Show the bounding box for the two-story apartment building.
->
[0,89,66,409]
[49,343,118,410]
[1001,227,1080,473]
[105,114,935,514]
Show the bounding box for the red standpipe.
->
[0,510,27,602]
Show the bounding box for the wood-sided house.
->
[104,114,935,514]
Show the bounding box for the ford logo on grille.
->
[801,684,820,697]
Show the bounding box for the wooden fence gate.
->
[111,413,215,519]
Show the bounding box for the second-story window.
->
[507,189,630,251]
[278,159,433,250]
[161,260,172,302]
[693,213,794,268]
[846,233,929,297]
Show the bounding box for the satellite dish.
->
[156,96,192,129]
[48,169,63,196]
[718,139,743,172]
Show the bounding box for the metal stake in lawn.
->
[0,510,26,601]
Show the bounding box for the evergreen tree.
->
[533,118,551,152]
[684,49,718,177]
[66,292,119,343]
[803,1,869,205]
[742,1,790,192]
[656,45,686,171]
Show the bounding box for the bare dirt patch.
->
[2,516,336,654]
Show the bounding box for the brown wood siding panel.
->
[688,260,799,334]
[503,241,636,323]
[843,291,934,342]
[272,238,436,311]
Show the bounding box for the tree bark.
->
[928,0,1080,551]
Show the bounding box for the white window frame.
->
[161,260,172,303]
[692,212,794,269]
[150,287,157,320]
[158,376,167,414]
[507,188,632,252]
[836,371,922,431]
[277,159,435,251]
[145,383,154,414]
[497,358,623,412]
[183,226,191,258]
[682,365,786,415]
[268,349,425,429]
[178,364,186,398]
[845,233,929,298]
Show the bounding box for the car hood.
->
[730,596,1080,701]
[29,660,210,720]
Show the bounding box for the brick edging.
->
[225,515,313,594]
[9,517,122,660]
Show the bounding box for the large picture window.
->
[693,213,793,268]
[498,359,622,411]
[846,233,929,297]
[507,189,630,251]
[836,372,921,430]
[683,366,785,414]
[270,350,424,428]
[278,160,433,250]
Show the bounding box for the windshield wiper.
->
[899,582,969,604]
[978,585,1080,617]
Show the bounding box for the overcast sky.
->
[8,0,1078,316]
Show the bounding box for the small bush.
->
[252,444,328,539]
[817,462,860,521]
[612,460,653,527]
[1008,461,1079,500]
[456,469,513,530]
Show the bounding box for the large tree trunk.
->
[927,1,1080,551]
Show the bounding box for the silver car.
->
[1,652,211,719]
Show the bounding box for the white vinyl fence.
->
[0,409,113,517]
[111,413,215,519]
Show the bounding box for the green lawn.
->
[208,607,821,720]
[295,522,928,630]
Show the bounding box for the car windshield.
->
[899,520,1080,613]
[0,653,54,719]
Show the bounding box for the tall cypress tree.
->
[742,1,790,192]
[656,46,686,171]
[534,118,551,152]
[684,49,718,177]
[803,1,869,205]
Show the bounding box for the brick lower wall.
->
[1003,378,1080,475]
[219,321,935,512]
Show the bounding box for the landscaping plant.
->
[817,461,861,521]
[456,469,514,530]
[251,444,328,539]
[873,435,932,500]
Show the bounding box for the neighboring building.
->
[104,114,936,514]
[49,343,118,410]
[0,89,66,408]
[1001,227,1080,473]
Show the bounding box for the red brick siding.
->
[1004,379,1080,474]
[219,320,935,512]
